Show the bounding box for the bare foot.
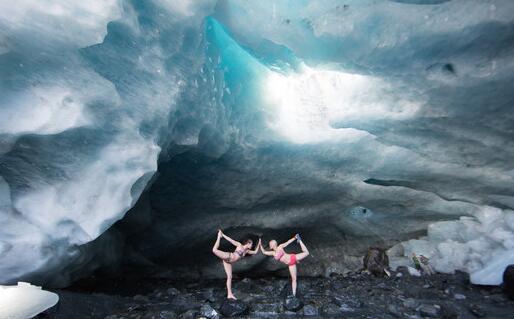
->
[218,230,222,238]
[227,294,237,300]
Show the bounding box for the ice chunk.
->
[0,282,58,319]
[400,206,514,285]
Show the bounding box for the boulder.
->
[200,304,219,319]
[363,247,389,276]
[220,299,248,317]
[283,295,303,312]
[503,264,514,300]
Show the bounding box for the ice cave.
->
[1,0,514,318]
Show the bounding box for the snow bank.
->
[0,282,58,319]
[399,206,514,285]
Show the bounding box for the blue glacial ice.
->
[1,0,514,286]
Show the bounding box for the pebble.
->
[468,304,486,317]
[418,304,441,318]
[403,298,419,309]
[303,304,319,316]
[454,293,466,300]
[387,304,402,318]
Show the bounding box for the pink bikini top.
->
[275,250,285,260]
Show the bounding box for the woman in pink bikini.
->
[212,230,260,299]
[260,234,309,296]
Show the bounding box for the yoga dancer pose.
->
[260,234,309,296]
[212,230,260,299]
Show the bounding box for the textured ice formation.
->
[1,0,514,286]
[0,0,213,285]
[397,206,514,285]
[0,282,58,319]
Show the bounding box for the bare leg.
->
[295,239,310,262]
[288,265,298,296]
[212,231,231,260]
[223,261,236,299]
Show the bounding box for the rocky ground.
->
[36,268,514,318]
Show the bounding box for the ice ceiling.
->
[1,0,514,287]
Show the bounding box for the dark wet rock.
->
[467,304,486,317]
[134,294,148,301]
[178,309,198,319]
[106,310,178,319]
[403,298,419,309]
[363,247,390,276]
[489,293,506,304]
[39,273,514,319]
[220,299,248,317]
[284,295,303,311]
[303,304,319,316]
[159,311,178,319]
[332,295,362,310]
[339,303,355,312]
[251,302,282,315]
[322,303,342,316]
[440,303,461,319]
[504,264,514,300]
[201,288,216,303]
[170,294,199,312]
[284,295,304,312]
[454,293,466,300]
[167,287,180,295]
[387,304,402,318]
[418,304,441,318]
[200,304,219,319]
[149,310,177,319]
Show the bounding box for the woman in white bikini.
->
[212,230,260,299]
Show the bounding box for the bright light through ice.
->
[263,65,420,144]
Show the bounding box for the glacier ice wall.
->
[1,0,514,286]
[0,0,216,285]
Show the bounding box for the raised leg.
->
[223,261,236,299]
[212,231,231,260]
[288,265,298,296]
[295,239,310,262]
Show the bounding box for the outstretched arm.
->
[278,235,297,249]
[260,243,275,256]
[221,231,241,247]
[247,238,261,255]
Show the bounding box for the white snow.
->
[0,282,58,319]
[398,206,514,285]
